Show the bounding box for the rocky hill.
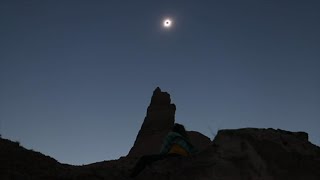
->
[1,87,320,180]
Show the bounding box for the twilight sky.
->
[0,0,319,165]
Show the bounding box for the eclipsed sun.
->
[163,19,172,28]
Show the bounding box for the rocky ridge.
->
[1,87,320,180]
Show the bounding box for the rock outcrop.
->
[127,87,177,157]
[131,128,320,180]
[1,87,320,180]
[2,128,320,180]
[128,87,211,157]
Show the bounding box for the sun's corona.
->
[163,19,172,28]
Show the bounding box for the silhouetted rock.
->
[131,128,320,180]
[2,127,320,180]
[127,87,211,157]
[187,131,211,152]
[127,87,177,157]
[1,88,320,180]
[0,138,69,180]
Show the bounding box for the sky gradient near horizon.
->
[1,0,319,165]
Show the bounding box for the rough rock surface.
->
[1,88,320,180]
[127,87,176,157]
[127,87,211,157]
[2,128,320,180]
[130,128,320,180]
[187,131,211,152]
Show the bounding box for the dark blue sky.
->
[1,0,319,165]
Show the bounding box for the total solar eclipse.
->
[163,19,172,28]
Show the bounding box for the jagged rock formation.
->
[128,87,176,157]
[1,87,320,180]
[2,128,320,180]
[128,87,211,157]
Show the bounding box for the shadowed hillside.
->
[1,88,320,180]
[0,137,68,179]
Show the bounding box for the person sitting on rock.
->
[130,123,196,178]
